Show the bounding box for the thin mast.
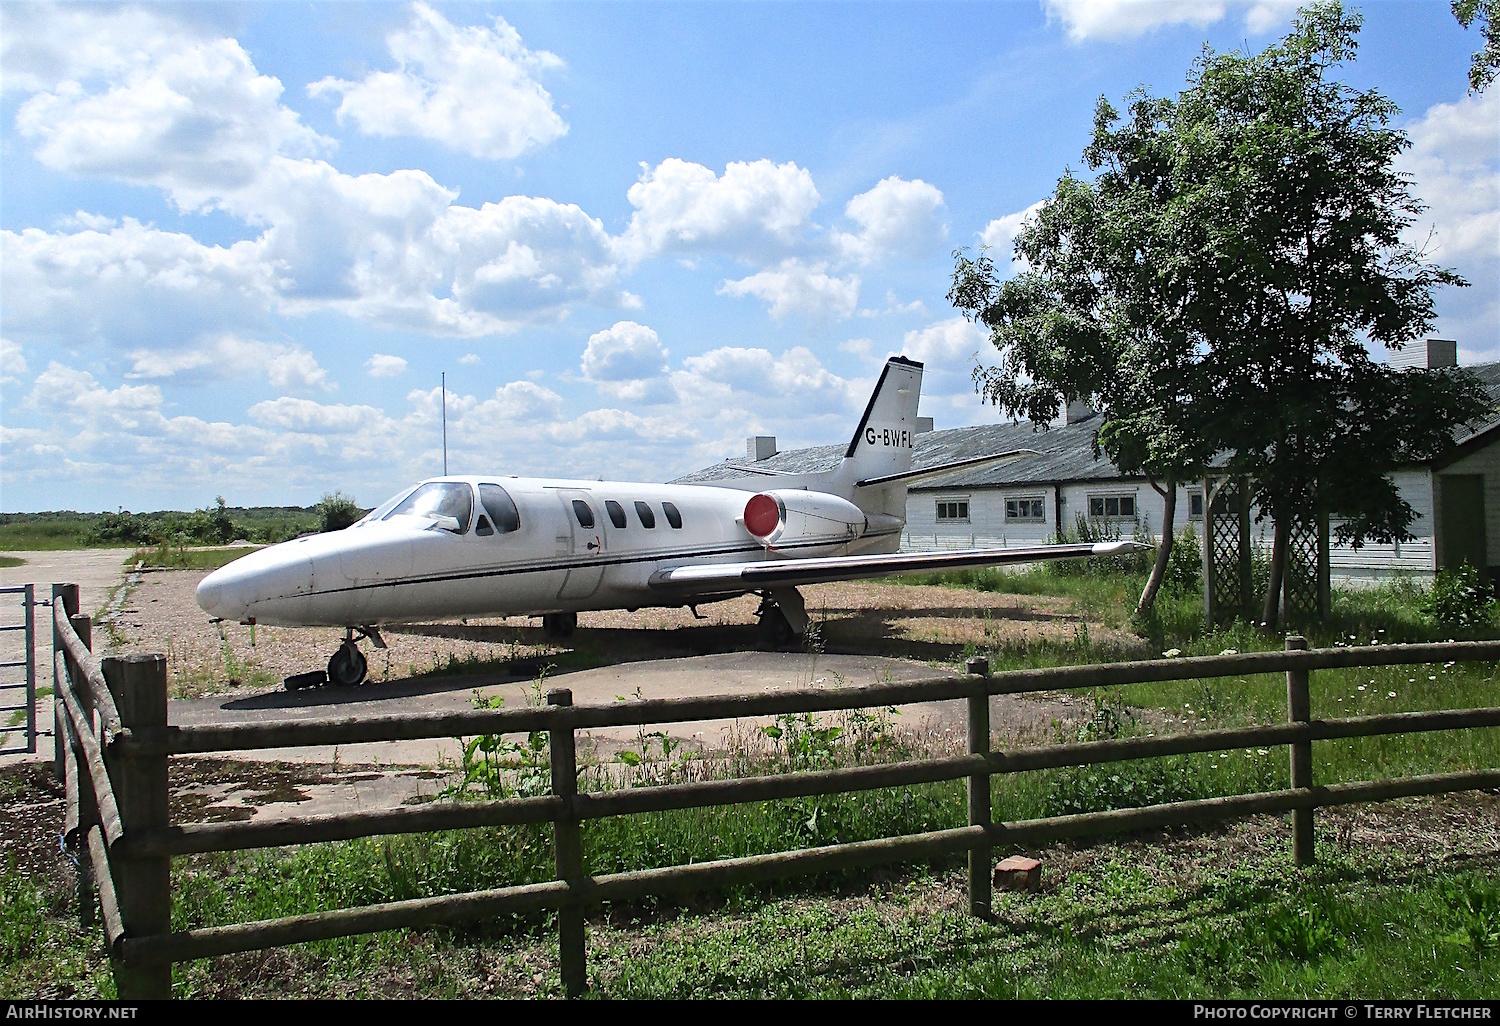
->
[441,371,448,475]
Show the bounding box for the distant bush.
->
[84,511,159,546]
[1422,563,1494,632]
[316,491,362,532]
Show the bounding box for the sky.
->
[1,0,1496,513]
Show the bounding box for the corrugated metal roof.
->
[672,360,1500,490]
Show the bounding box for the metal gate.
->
[0,584,37,755]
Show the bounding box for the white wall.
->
[903,472,1447,580]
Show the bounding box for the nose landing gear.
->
[285,627,381,690]
[328,639,368,686]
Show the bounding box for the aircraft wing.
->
[648,541,1141,590]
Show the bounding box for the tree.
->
[316,491,361,532]
[1454,0,1499,92]
[952,2,1491,626]
[950,149,1219,616]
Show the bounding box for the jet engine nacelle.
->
[743,489,867,549]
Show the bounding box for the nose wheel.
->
[328,640,368,686]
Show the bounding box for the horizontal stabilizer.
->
[855,449,1039,488]
[650,541,1145,590]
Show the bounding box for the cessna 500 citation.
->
[197,356,1139,686]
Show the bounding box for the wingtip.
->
[1090,541,1151,555]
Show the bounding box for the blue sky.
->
[2,0,1496,513]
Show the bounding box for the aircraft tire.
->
[328,643,368,686]
[758,605,795,647]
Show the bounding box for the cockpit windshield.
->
[356,485,418,527]
[383,481,474,533]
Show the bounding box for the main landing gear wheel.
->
[756,602,796,647]
[542,612,577,639]
[328,640,368,686]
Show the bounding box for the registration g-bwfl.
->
[196,357,1139,686]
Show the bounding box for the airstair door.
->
[557,490,607,601]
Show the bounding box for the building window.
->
[1088,494,1136,519]
[1189,493,1204,519]
[1005,496,1045,522]
[936,499,970,523]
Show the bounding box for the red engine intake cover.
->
[743,493,781,538]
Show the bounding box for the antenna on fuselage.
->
[441,371,448,476]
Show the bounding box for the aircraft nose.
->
[195,569,232,620]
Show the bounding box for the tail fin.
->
[840,357,922,517]
[844,356,923,481]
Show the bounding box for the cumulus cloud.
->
[978,200,1045,275]
[366,354,409,378]
[580,321,668,382]
[899,317,990,366]
[677,346,850,417]
[578,321,675,403]
[835,177,946,263]
[248,397,384,434]
[126,336,332,391]
[459,353,481,365]
[1045,0,1298,40]
[11,15,330,213]
[1397,88,1500,361]
[1,220,275,350]
[1,340,28,385]
[619,158,820,263]
[308,3,566,161]
[1,7,630,342]
[718,260,859,320]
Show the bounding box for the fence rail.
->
[49,578,1500,999]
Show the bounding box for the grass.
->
[0,556,24,569]
[3,564,1496,999]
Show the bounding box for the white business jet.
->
[196,356,1137,686]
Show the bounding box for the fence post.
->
[965,657,992,919]
[103,654,172,1000]
[51,584,79,783]
[1285,636,1314,866]
[69,613,97,930]
[547,688,587,998]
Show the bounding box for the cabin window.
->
[635,501,657,529]
[1088,494,1136,519]
[384,481,473,533]
[662,502,683,529]
[936,499,969,523]
[572,499,595,529]
[1005,496,1045,522]
[605,499,628,529]
[478,484,521,534]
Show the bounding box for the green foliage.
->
[1049,514,1152,577]
[1422,563,1495,632]
[0,861,49,961]
[1163,524,1202,595]
[1441,873,1500,952]
[316,491,363,533]
[1453,0,1499,92]
[951,2,1493,626]
[0,505,319,551]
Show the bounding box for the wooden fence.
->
[51,581,1500,999]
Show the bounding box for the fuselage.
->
[195,475,904,627]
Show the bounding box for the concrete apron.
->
[166,651,967,822]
